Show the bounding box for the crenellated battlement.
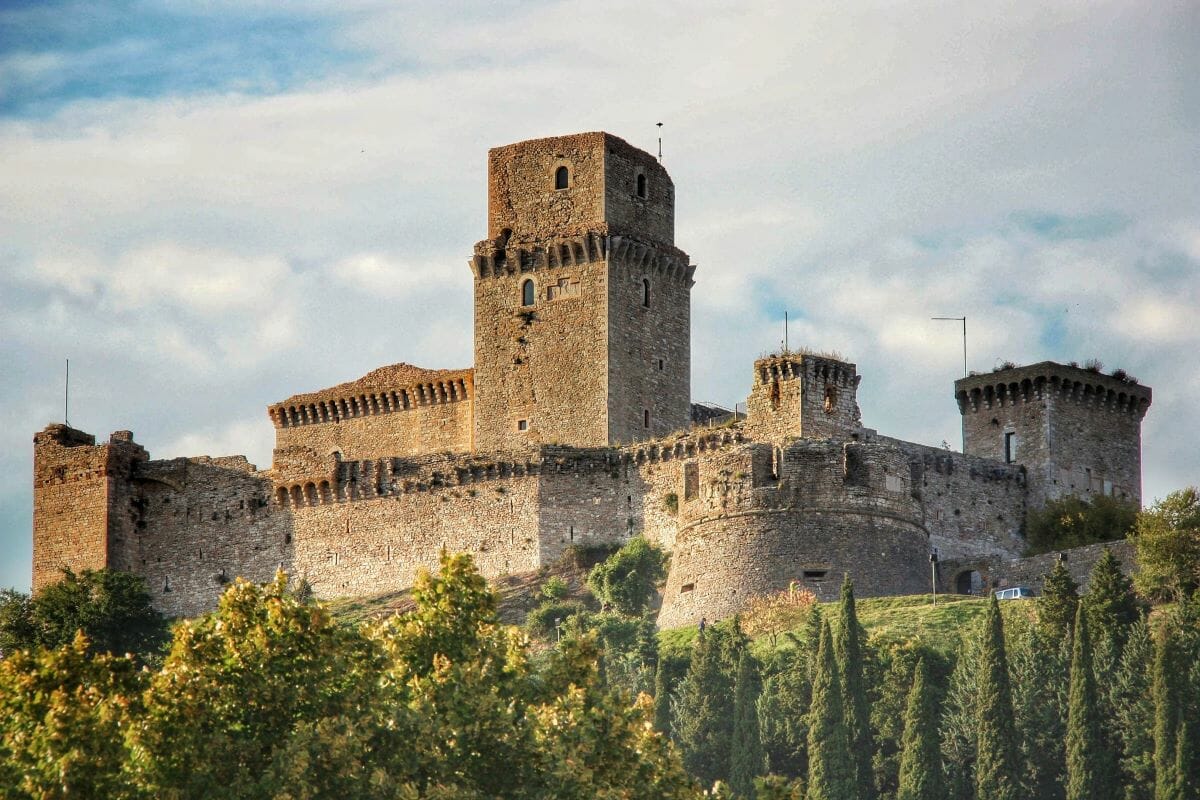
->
[955,361,1151,419]
[271,427,748,509]
[745,351,862,442]
[469,229,693,285]
[269,364,474,430]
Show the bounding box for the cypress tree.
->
[1083,548,1139,653]
[1040,561,1080,641]
[731,649,766,799]
[941,635,982,800]
[1011,624,1068,800]
[805,606,824,683]
[1176,714,1198,800]
[975,595,1021,800]
[676,627,737,787]
[1066,603,1111,800]
[758,642,811,781]
[834,575,873,800]
[1112,619,1154,800]
[805,619,855,800]
[1153,632,1182,800]
[897,658,946,800]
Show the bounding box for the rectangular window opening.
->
[680,582,695,593]
[517,419,529,432]
[1003,431,1017,464]
[803,569,828,580]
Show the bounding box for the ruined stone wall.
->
[657,438,930,627]
[957,363,1150,507]
[32,425,148,592]
[880,437,1028,560]
[744,354,862,443]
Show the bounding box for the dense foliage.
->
[0,555,699,799]
[0,568,167,658]
[586,535,668,616]
[1132,487,1200,601]
[1026,494,1138,555]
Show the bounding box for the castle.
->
[32,132,1153,625]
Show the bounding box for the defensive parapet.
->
[32,425,148,590]
[268,363,475,461]
[744,352,862,442]
[955,362,1151,506]
[658,437,930,627]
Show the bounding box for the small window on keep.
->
[517,419,529,432]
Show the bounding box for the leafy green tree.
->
[675,626,738,786]
[896,658,945,800]
[1066,604,1112,800]
[0,568,167,658]
[1040,560,1081,641]
[0,588,35,657]
[127,571,385,799]
[655,650,690,735]
[805,619,854,800]
[1111,619,1155,800]
[1026,494,1138,555]
[587,536,668,616]
[0,632,143,798]
[1011,624,1068,800]
[975,596,1021,800]
[731,650,766,799]
[1132,488,1200,601]
[1083,548,1140,651]
[834,576,873,800]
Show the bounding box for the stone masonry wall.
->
[657,437,930,628]
[957,363,1151,508]
[880,437,1028,560]
[32,425,148,592]
[744,354,862,443]
[941,539,1136,596]
[607,241,692,445]
[472,241,611,451]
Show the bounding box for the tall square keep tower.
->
[470,132,695,451]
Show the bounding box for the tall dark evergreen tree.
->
[805,620,854,800]
[834,575,873,800]
[1176,713,1198,800]
[1040,561,1081,641]
[731,650,766,799]
[975,595,1021,800]
[758,640,812,781]
[1066,603,1111,800]
[675,627,737,787]
[1083,548,1140,653]
[1011,624,1068,800]
[1152,631,1182,800]
[941,634,982,800]
[1111,619,1155,800]
[896,658,945,800]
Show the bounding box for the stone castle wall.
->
[879,437,1028,560]
[957,363,1151,507]
[657,438,931,628]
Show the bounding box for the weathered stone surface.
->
[30,132,1153,626]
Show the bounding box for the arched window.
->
[636,173,646,198]
[554,166,569,190]
[521,279,535,307]
[642,278,651,307]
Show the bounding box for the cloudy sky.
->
[2,0,1197,592]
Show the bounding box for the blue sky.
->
[2,0,1198,592]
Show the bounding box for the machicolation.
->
[32,131,1152,624]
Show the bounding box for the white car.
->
[994,587,1035,600]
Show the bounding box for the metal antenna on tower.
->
[784,311,789,353]
[656,122,663,162]
[64,358,70,426]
